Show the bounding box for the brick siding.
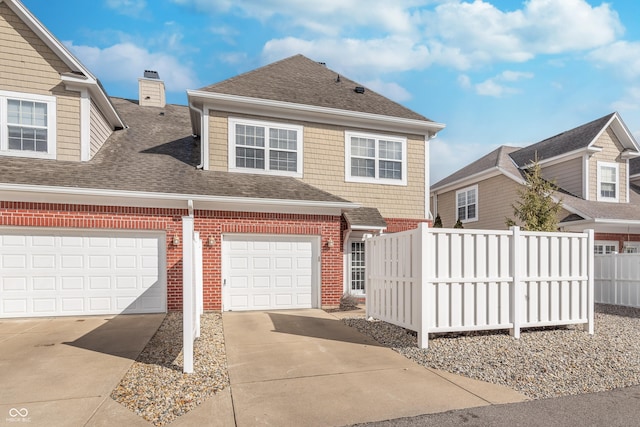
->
[0,202,343,311]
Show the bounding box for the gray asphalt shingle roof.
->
[199,54,433,122]
[432,146,521,189]
[0,98,353,205]
[343,207,387,229]
[509,113,615,167]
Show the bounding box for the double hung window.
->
[345,131,406,185]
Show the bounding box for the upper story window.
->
[597,161,619,202]
[456,185,478,223]
[228,117,303,177]
[345,131,407,186]
[0,91,56,159]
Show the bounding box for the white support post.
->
[585,229,595,334]
[417,223,430,348]
[510,226,521,339]
[182,216,195,374]
[365,238,372,320]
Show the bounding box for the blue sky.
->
[22,0,640,183]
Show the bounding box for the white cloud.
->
[262,36,432,76]
[420,0,622,69]
[65,41,199,93]
[588,41,640,79]
[474,70,533,97]
[172,0,424,35]
[364,79,412,103]
[105,0,147,17]
[457,74,471,89]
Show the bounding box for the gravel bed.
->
[111,312,229,426]
[343,304,640,400]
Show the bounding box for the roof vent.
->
[354,86,365,94]
[317,62,326,67]
[144,70,160,79]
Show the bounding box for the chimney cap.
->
[144,70,160,79]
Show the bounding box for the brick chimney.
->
[138,70,166,107]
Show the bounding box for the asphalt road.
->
[351,385,640,427]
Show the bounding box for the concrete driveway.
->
[223,309,527,427]
[0,314,164,427]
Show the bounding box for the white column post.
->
[510,226,521,339]
[182,216,195,373]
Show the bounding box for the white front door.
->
[222,235,319,311]
[0,229,166,318]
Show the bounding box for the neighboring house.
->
[0,0,444,318]
[431,112,640,254]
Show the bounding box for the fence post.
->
[585,229,594,334]
[417,223,430,348]
[510,226,521,339]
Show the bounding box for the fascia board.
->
[61,76,125,129]
[187,90,445,136]
[0,184,357,215]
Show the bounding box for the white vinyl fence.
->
[595,253,640,308]
[366,224,594,348]
[182,216,203,374]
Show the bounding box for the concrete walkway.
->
[223,309,526,427]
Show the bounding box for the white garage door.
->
[223,235,319,311]
[0,229,166,318]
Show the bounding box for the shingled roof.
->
[432,146,522,190]
[199,54,432,122]
[509,113,615,167]
[0,98,354,206]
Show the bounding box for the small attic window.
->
[354,86,365,94]
[144,70,160,79]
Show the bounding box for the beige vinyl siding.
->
[0,3,81,161]
[138,79,165,108]
[209,112,426,218]
[588,128,627,202]
[90,99,112,157]
[542,157,583,197]
[434,174,522,229]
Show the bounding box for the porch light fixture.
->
[208,235,216,246]
[327,238,334,248]
[172,234,180,246]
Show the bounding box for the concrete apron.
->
[223,309,527,427]
[0,314,164,427]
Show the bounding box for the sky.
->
[21,0,640,184]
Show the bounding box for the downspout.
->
[189,101,206,170]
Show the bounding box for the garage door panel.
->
[0,230,166,318]
[224,236,317,311]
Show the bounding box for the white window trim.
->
[228,117,303,178]
[455,184,478,223]
[0,90,56,160]
[344,131,407,186]
[623,241,640,253]
[594,240,618,254]
[596,161,619,202]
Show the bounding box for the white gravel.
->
[343,304,640,400]
[111,312,229,426]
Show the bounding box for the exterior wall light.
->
[208,235,216,246]
[327,238,334,248]
[172,234,180,246]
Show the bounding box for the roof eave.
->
[187,90,445,136]
[0,183,358,213]
[61,75,126,129]
[431,167,502,194]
